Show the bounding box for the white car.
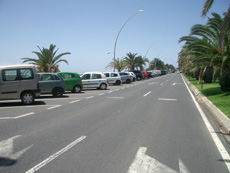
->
[103,72,122,85]
[127,72,136,81]
[81,72,108,90]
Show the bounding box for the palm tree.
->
[149,58,164,70]
[106,58,126,72]
[179,13,230,90]
[22,44,70,72]
[136,56,149,71]
[202,0,230,54]
[123,52,140,70]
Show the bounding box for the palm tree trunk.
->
[198,67,203,84]
[201,66,207,89]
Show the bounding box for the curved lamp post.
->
[113,10,144,72]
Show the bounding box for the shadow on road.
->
[0,157,17,166]
[0,101,46,107]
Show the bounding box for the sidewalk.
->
[182,75,230,134]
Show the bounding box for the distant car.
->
[103,72,122,85]
[57,72,83,93]
[119,72,133,84]
[152,70,161,76]
[38,73,66,97]
[127,72,136,81]
[81,72,108,90]
[161,70,168,75]
[141,71,149,79]
[147,71,153,78]
[130,70,143,81]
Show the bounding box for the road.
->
[0,74,229,173]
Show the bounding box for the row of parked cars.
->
[0,64,168,105]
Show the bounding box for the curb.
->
[182,75,230,133]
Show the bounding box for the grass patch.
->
[183,74,230,118]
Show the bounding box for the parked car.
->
[161,70,168,75]
[57,72,83,93]
[103,72,122,85]
[38,73,66,97]
[130,70,143,81]
[119,72,133,84]
[127,72,136,82]
[0,64,40,104]
[141,71,149,79]
[152,70,161,76]
[147,71,154,78]
[81,72,108,90]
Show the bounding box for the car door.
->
[62,73,75,91]
[81,73,91,88]
[39,74,55,93]
[0,69,20,99]
[110,73,117,83]
[91,73,102,87]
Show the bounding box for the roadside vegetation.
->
[178,1,230,92]
[184,73,230,118]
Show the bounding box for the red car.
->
[141,71,149,79]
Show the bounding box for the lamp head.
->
[138,10,144,12]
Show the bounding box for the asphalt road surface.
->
[0,74,229,173]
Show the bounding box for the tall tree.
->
[123,52,140,70]
[22,44,70,72]
[136,56,149,71]
[149,58,164,70]
[202,0,230,54]
[179,13,230,91]
[106,58,126,72]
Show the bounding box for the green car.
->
[57,72,83,93]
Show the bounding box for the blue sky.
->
[0,0,228,72]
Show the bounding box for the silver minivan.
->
[0,64,40,104]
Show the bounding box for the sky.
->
[0,0,228,73]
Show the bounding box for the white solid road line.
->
[158,98,178,101]
[143,91,152,97]
[69,100,80,104]
[47,105,61,110]
[182,76,230,172]
[0,112,35,120]
[26,136,86,173]
[86,96,94,99]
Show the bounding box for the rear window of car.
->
[104,73,109,77]
[111,73,118,77]
[92,74,102,79]
[41,74,54,81]
[64,73,75,79]
[20,68,34,80]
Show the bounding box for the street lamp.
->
[113,10,144,72]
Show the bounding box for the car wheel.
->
[52,88,63,97]
[115,80,121,85]
[137,77,141,81]
[73,85,81,93]
[133,78,136,82]
[126,79,131,84]
[100,83,107,90]
[21,92,35,105]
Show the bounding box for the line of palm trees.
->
[106,52,176,72]
[178,0,230,91]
